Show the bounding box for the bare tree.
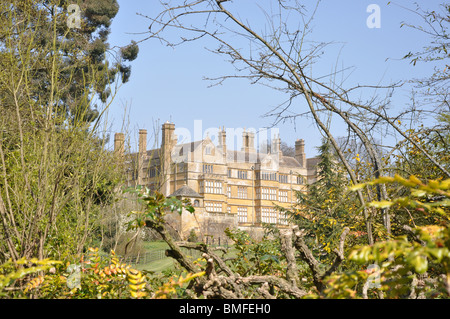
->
[138,0,449,242]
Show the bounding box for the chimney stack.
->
[241,129,255,153]
[136,129,147,185]
[272,134,281,154]
[139,129,147,155]
[161,122,175,196]
[161,121,175,149]
[295,139,306,168]
[114,132,124,157]
[219,126,227,161]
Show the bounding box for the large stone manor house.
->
[114,122,319,241]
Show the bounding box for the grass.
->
[133,240,239,273]
[136,257,175,272]
[133,241,173,272]
[143,241,170,250]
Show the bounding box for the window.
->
[237,186,248,199]
[200,181,222,194]
[279,211,289,225]
[227,206,231,214]
[237,170,247,179]
[279,190,288,202]
[278,174,288,183]
[227,169,232,178]
[131,169,138,180]
[227,186,231,198]
[261,207,277,224]
[205,146,211,155]
[203,164,213,174]
[297,176,304,184]
[178,163,185,172]
[237,207,248,223]
[193,200,200,207]
[148,167,156,178]
[260,172,277,181]
[205,202,222,212]
[258,188,277,200]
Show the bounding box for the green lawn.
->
[134,241,173,272]
[133,240,238,273]
[135,256,175,272]
[143,241,170,250]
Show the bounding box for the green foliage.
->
[290,139,365,260]
[0,245,207,299]
[0,258,62,297]
[187,229,199,243]
[390,117,450,183]
[0,125,123,260]
[125,187,195,231]
[350,174,449,227]
[0,0,133,262]
[323,176,450,298]
[152,271,205,299]
[325,225,449,298]
[0,247,153,299]
[224,227,284,277]
[0,0,138,122]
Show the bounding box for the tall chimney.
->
[114,132,124,157]
[295,139,306,168]
[161,121,175,149]
[136,129,147,185]
[219,126,227,161]
[139,129,147,155]
[161,122,175,196]
[241,129,255,152]
[272,134,281,154]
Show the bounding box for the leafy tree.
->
[394,117,450,182]
[0,0,138,124]
[286,139,364,263]
[324,175,450,299]
[0,0,137,262]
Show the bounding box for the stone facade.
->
[115,122,318,241]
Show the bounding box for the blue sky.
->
[105,0,444,157]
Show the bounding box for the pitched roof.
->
[169,184,203,198]
[280,156,301,167]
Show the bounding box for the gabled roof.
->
[169,184,203,198]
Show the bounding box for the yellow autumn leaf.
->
[408,175,422,185]
[349,183,365,191]
[368,200,394,208]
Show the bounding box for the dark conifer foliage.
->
[1,0,139,123]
